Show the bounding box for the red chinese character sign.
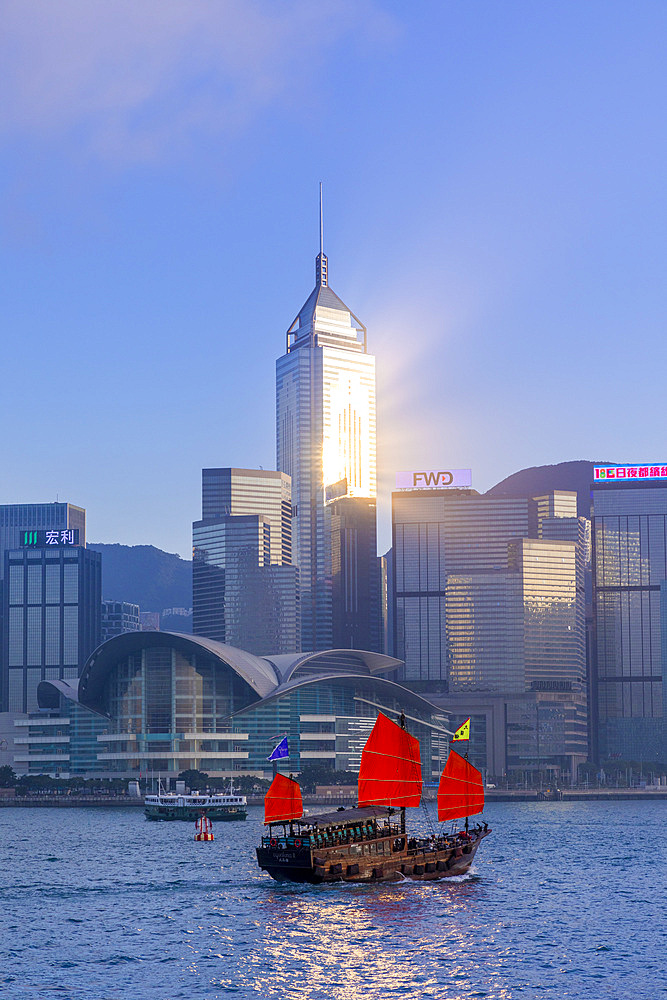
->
[594,465,667,482]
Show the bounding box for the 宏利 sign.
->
[594,465,667,482]
[395,469,472,490]
[21,529,80,547]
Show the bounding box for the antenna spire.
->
[319,181,323,257]
[315,182,328,287]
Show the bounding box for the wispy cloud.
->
[0,0,395,163]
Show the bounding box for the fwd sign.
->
[395,469,472,490]
[413,471,453,486]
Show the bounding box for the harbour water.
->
[1,801,664,1000]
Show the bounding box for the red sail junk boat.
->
[256,712,491,883]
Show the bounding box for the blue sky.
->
[1,1,665,558]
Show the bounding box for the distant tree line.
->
[0,767,129,794]
[176,766,358,794]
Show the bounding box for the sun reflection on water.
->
[204,875,506,1000]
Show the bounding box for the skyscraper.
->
[192,468,299,654]
[592,464,667,765]
[276,193,376,650]
[392,474,589,779]
[393,483,531,682]
[0,503,86,580]
[201,468,292,565]
[0,503,91,715]
[329,495,381,651]
[2,534,101,714]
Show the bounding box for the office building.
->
[445,571,525,693]
[276,200,376,650]
[510,536,588,767]
[2,536,101,714]
[101,601,141,642]
[193,469,299,655]
[0,505,87,713]
[592,465,667,765]
[0,503,86,580]
[393,478,530,684]
[392,472,588,779]
[329,495,381,651]
[202,468,292,565]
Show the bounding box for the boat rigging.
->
[256,711,491,883]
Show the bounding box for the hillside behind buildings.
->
[88,543,191,616]
[485,459,615,516]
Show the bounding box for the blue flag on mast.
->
[268,736,289,761]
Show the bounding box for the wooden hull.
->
[256,830,490,884]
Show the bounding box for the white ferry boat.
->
[144,788,248,822]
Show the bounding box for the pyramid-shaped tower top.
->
[285,184,367,354]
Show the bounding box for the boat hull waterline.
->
[144,793,247,822]
[257,828,490,883]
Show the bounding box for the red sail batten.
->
[264,773,303,825]
[437,749,484,822]
[358,712,422,808]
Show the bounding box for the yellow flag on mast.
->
[451,718,470,742]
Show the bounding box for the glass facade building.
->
[202,468,292,566]
[34,632,447,780]
[276,244,376,651]
[193,469,299,655]
[446,572,525,693]
[329,495,381,652]
[592,480,667,765]
[2,544,101,714]
[392,486,588,777]
[393,489,530,682]
[13,704,109,777]
[193,515,299,655]
[510,537,588,765]
[101,601,141,642]
[0,503,86,581]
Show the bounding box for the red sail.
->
[358,712,422,808]
[437,749,484,822]
[264,773,303,824]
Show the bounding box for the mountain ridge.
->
[485,459,615,517]
[88,542,191,613]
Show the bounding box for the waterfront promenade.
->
[1,787,666,807]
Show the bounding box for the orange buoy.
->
[194,813,214,842]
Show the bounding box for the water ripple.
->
[0,802,664,999]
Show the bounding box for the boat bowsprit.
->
[255,712,491,884]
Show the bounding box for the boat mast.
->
[464,747,469,833]
[399,711,406,835]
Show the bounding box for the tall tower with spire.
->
[276,188,377,651]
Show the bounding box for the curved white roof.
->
[51,632,407,720]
